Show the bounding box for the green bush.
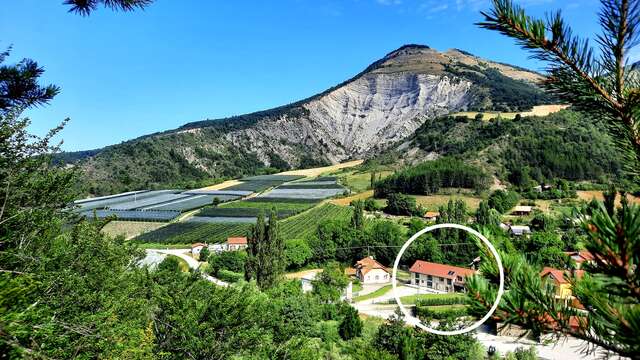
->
[415,295,468,307]
[415,306,468,319]
[217,269,243,283]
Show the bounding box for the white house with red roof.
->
[226,237,248,251]
[409,260,476,293]
[352,256,390,284]
[191,243,207,256]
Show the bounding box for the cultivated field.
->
[279,204,353,240]
[101,221,165,239]
[134,222,253,244]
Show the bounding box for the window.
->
[457,276,463,282]
[447,279,452,285]
[447,270,455,276]
[427,281,433,288]
[375,275,379,281]
[427,275,432,280]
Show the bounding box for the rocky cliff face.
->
[74,45,550,194]
[230,72,473,165]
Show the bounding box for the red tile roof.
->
[227,237,247,245]
[355,256,389,276]
[424,211,440,218]
[540,267,585,284]
[191,242,206,248]
[409,260,475,279]
[564,250,595,263]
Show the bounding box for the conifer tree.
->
[467,1,640,357]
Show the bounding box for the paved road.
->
[143,249,228,287]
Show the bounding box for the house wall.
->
[410,272,457,293]
[359,268,390,284]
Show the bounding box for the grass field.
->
[412,194,483,212]
[451,104,569,120]
[399,293,466,305]
[339,170,394,193]
[133,222,252,244]
[330,190,374,206]
[101,221,165,239]
[279,203,353,240]
[353,285,392,302]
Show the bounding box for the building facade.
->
[409,260,475,293]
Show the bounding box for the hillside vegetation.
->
[384,110,626,187]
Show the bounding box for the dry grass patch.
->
[452,104,569,121]
[101,221,165,240]
[277,160,363,177]
[412,194,483,212]
[576,191,640,206]
[197,179,244,191]
[330,190,375,206]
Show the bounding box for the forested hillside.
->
[382,110,626,187]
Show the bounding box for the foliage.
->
[479,0,640,180]
[312,262,349,303]
[63,0,153,15]
[375,310,485,360]
[488,189,519,213]
[284,238,312,269]
[245,210,285,289]
[217,269,243,283]
[384,193,422,216]
[209,250,247,275]
[374,157,491,197]
[351,200,365,230]
[339,306,363,340]
[411,111,625,185]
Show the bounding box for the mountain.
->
[67,45,555,195]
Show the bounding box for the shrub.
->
[217,269,243,283]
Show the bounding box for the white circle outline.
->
[391,223,504,335]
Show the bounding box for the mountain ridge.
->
[62,44,555,195]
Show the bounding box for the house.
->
[540,267,585,299]
[511,205,533,216]
[226,237,248,251]
[509,225,531,236]
[191,243,207,256]
[424,211,440,222]
[564,251,595,269]
[352,256,390,284]
[409,260,476,293]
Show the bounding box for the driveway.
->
[142,249,228,287]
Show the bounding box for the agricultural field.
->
[222,175,305,192]
[147,194,239,211]
[101,220,166,239]
[221,199,317,212]
[81,209,181,221]
[279,204,353,240]
[133,222,253,244]
[196,207,299,219]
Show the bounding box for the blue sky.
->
[1,0,603,151]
